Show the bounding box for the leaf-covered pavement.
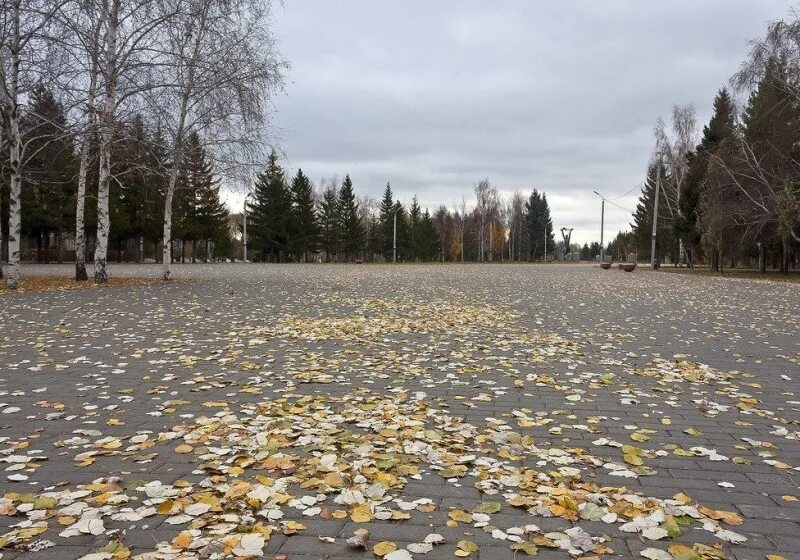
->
[0,263,798,560]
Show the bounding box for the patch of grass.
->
[658,266,800,283]
[0,276,168,294]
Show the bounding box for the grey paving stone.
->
[0,263,798,560]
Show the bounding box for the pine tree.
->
[580,242,590,260]
[418,208,440,261]
[248,149,292,261]
[170,152,192,262]
[393,201,410,261]
[378,183,395,261]
[365,215,382,261]
[631,162,674,262]
[676,89,737,265]
[739,59,800,271]
[289,169,318,261]
[108,123,134,262]
[408,195,422,260]
[337,174,363,261]
[21,85,77,263]
[183,133,228,262]
[742,60,795,147]
[523,189,554,260]
[117,115,164,262]
[540,194,555,258]
[319,185,340,262]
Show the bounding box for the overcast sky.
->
[227,0,792,245]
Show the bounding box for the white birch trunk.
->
[162,164,178,280]
[488,219,493,262]
[75,59,98,281]
[7,132,22,289]
[94,114,113,282]
[161,3,207,280]
[93,0,118,283]
[75,118,92,280]
[4,1,22,289]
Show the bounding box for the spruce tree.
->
[676,88,736,265]
[393,201,411,261]
[408,195,422,260]
[108,122,134,262]
[171,152,193,262]
[337,174,363,261]
[740,59,800,271]
[365,215,382,261]
[119,115,164,262]
[289,169,318,261]
[631,162,674,261]
[540,193,556,258]
[378,183,395,260]
[319,185,340,262]
[523,190,555,260]
[418,209,440,261]
[248,149,292,261]
[21,85,77,263]
[183,133,228,261]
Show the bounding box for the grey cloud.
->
[251,0,790,244]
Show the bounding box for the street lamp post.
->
[243,192,252,263]
[650,155,663,270]
[593,191,605,263]
[393,207,397,263]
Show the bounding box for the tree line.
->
[0,0,284,288]
[0,86,232,266]
[623,14,800,273]
[244,154,558,264]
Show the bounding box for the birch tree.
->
[732,14,800,250]
[474,179,491,262]
[734,11,800,106]
[452,196,466,262]
[153,0,284,280]
[654,105,698,221]
[59,0,103,280]
[653,105,698,264]
[87,0,174,282]
[0,0,69,289]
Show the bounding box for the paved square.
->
[1,264,798,560]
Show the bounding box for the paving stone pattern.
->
[0,264,798,560]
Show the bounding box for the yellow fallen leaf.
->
[351,503,372,522]
[282,520,307,535]
[673,492,692,504]
[172,531,193,549]
[373,541,397,556]
[456,540,479,556]
[448,509,473,523]
[624,453,643,466]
